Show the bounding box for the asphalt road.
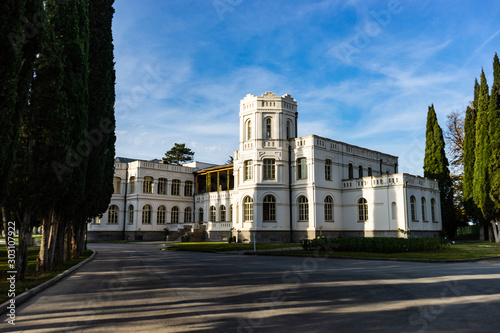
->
[2,243,500,332]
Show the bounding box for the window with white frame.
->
[157,205,166,224]
[357,198,368,222]
[143,176,153,194]
[263,195,276,222]
[297,158,307,180]
[410,196,417,221]
[142,204,152,224]
[185,180,193,196]
[220,205,226,222]
[263,159,276,180]
[244,196,253,222]
[244,160,253,180]
[298,196,309,221]
[210,206,217,222]
[325,159,332,181]
[113,177,121,194]
[421,197,427,221]
[128,205,134,225]
[107,205,119,224]
[324,196,333,221]
[184,207,192,223]
[158,178,167,195]
[171,206,179,224]
[129,176,136,194]
[265,118,272,138]
[171,179,180,196]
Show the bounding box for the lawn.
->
[0,245,93,304]
[166,241,500,261]
[166,242,301,252]
[270,243,500,260]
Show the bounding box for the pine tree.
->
[163,143,195,165]
[424,105,455,237]
[472,70,491,222]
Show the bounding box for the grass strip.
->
[0,246,93,304]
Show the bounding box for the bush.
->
[228,236,236,243]
[302,237,445,253]
[182,235,189,242]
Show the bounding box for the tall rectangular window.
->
[143,176,153,194]
[184,181,193,196]
[113,177,121,194]
[297,158,307,180]
[171,179,180,196]
[263,159,276,180]
[244,160,253,180]
[158,178,167,195]
[325,159,332,181]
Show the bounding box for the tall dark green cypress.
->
[463,105,477,216]
[424,105,454,237]
[473,70,491,221]
[0,0,26,203]
[489,55,500,233]
[75,0,116,252]
[53,0,90,266]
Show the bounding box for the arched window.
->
[358,165,363,178]
[421,197,427,221]
[410,196,417,221]
[142,204,152,224]
[298,196,309,221]
[229,204,233,222]
[220,205,226,222]
[128,205,134,225]
[244,160,253,180]
[368,167,373,177]
[357,198,368,221]
[170,206,179,224]
[297,158,307,179]
[391,202,397,220]
[265,118,272,138]
[286,121,291,139]
[157,205,166,224]
[263,159,275,180]
[198,208,204,223]
[184,207,192,223]
[129,176,136,194]
[158,178,167,195]
[431,199,437,222]
[143,176,153,194]
[107,205,119,224]
[243,196,253,222]
[263,195,276,222]
[210,206,217,222]
[348,163,353,179]
[171,179,180,196]
[185,180,193,196]
[113,177,121,194]
[324,196,333,221]
[325,159,332,181]
[247,120,252,140]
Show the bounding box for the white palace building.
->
[88,92,442,242]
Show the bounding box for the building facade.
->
[88,92,442,242]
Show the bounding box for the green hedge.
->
[301,237,445,253]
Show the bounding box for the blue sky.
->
[112,0,500,175]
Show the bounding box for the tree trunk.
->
[37,214,50,272]
[1,206,7,238]
[72,221,83,259]
[46,218,59,271]
[63,221,72,262]
[16,211,31,281]
[491,219,500,243]
[53,219,66,266]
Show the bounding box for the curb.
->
[1,250,96,316]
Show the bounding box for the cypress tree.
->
[0,0,25,203]
[472,70,491,223]
[463,105,477,217]
[75,0,116,253]
[424,105,454,237]
[489,56,500,241]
